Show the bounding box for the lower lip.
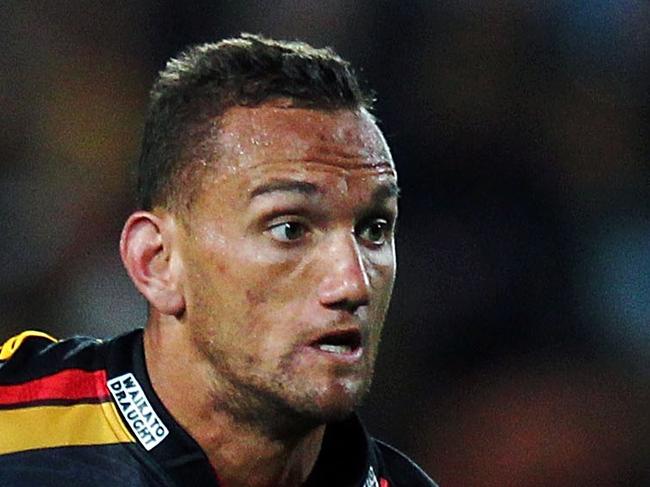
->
[302,345,364,364]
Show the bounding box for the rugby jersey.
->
[0,329,437,486]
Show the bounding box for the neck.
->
[143,318,325,487]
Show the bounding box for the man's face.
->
[176,103,398,425]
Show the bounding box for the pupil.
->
[370,223,383,241]
[285,223,300,239]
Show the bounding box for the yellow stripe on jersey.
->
[0,401,135,455]
[0,331,58,360]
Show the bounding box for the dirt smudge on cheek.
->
[245,288,267,306]
[243,354,257,367]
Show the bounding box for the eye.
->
[267,221,307,242]
[357,219,391,245]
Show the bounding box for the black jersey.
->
[0,329,437,487]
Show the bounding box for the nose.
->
[317,232,371,312]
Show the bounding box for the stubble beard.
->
[198,339,377,439]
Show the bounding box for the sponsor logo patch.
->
[107,373,169,450]
[363,466,379,487]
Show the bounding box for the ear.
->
[120,211,185,316]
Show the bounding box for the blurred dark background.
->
[1,1,648,485]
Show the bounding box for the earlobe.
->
[120,211,186,316]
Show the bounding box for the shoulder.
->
[0,330,107,384]
[0,330,144,478]
[372,438,439,487]
[0,330,112,409]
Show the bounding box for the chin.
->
[292,378,369,424]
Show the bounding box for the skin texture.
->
[121,102,398,487]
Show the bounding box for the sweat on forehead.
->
[167,103,394,216]
[211,105,393,172]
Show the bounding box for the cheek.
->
[214,244,308,328]
[365,247,396,294]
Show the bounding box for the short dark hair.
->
[136,33,374,210]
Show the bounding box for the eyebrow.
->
[249,179,400,201]
[372,181,400,201]
[249,180,319,200]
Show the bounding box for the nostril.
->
[324,297,368,314]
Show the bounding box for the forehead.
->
[211,104,395,182]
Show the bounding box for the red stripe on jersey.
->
[0,369,110,405]
[380,479,389,487]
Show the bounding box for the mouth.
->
[309,329,363,356]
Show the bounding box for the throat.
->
[200,419,326,487]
